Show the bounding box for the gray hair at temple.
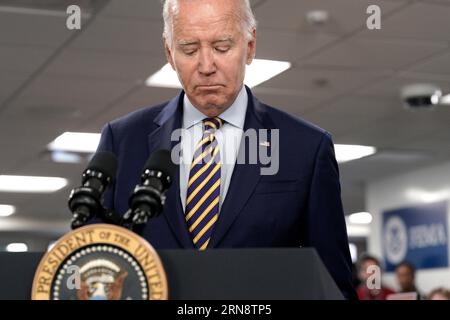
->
[162,0,257,48]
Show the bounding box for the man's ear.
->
[164,40,176,71]
[246,28,257,65]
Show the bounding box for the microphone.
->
[68,151,118,229]
[122,149,175,234]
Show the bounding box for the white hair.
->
[162,0,257,47]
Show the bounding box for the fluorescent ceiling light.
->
[346,223,370,237]
[51,151,83,164]
[441,94,450,105]
[6,243,28,252]
[406,188,450,203]
[334,144,376,163]
[146,59,292,89]
[244,59,292,88]
[0,204,15,217]
[348,212,373,225]
[48,132,101,154]
[0,175,68,193]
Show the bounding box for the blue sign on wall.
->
[383,201,448,272]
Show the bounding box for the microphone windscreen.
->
[143,149,176,179]
[87,151,118,179]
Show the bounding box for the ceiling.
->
[1,0,450,250]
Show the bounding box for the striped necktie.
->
[185,117,223,250]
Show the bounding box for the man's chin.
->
[193,100,230,117]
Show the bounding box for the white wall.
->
[367,161,450,295]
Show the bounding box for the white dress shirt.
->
[179,85,248,212]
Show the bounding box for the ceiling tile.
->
[304,37,447,70]
[99,0,164,21]
[68,16,165,55]
[409,50,450,75]
[0,12,72,47]
[44,48,167,81]
[358,1,450,42]
[254,0,408,34]
[256,29,338,63]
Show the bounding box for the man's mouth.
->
[196,84,224,89]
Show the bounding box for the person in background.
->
[395,261,422,299]
[427,287,450,300]
[356,253,396,300]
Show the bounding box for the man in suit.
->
[97,0,356,299]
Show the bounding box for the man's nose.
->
[198,48,216,76]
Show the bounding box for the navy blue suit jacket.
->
[97,87,356,299]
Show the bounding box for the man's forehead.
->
[174,21,240,44]
[176,36,234,45]
[174,14,240,33]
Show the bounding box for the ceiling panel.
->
[409,50,450,75]
[303,37,447,70]
[302,96,405,137]
[358,71,450,98]
[0,11,72,47]
[254,0,408,34]
[44,48,167,82]
[263,66,389,103]
[256,29,338,62]
[0,44,56,74]
[68,16,165,55]
[5,73,135,114]
[99,0,165,21]
[358,1,450,42]
[337,107,450,148]
[0,72,30,105]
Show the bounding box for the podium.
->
[0,248,343,300]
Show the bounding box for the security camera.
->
[400,84,443,110]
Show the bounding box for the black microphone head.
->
[143,149,176,179]
[86,151,118,180]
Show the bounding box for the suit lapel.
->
[209,88,272,248]
[147,92,194,249]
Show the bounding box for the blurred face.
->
[396,265,415,291]
[358,259,379,282]
[165,0,256,117]
[429,293,448,300]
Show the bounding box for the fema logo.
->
[384,216,408,265]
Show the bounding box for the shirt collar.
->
[183,85,248,130]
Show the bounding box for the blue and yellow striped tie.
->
[185,117,223,250]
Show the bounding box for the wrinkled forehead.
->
[172,1,243,41]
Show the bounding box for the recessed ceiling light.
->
[348,212,373,225]
[0,204,15,217]
[306,10,330,25]
[6,243,28,252]
[334,144,376,163]
[48,132,101,154]
[146,59,292,89]
[0,175,68,193]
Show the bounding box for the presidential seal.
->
[31,224,168,300]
